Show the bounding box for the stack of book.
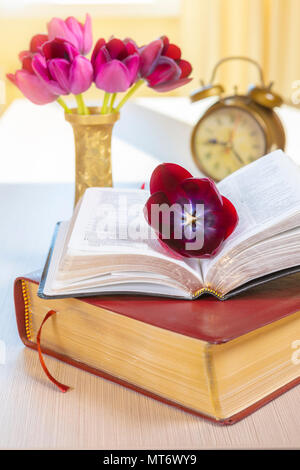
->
[14,150,300,424]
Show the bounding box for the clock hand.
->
[225,114,242,156]
[204,139,227,146]
[231,146,244,164]
[228,113,242,143]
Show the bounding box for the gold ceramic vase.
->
[65,107,120,204]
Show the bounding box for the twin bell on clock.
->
[190,56,285,181]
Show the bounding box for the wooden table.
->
[0,100,300,449]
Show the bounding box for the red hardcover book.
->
[14,270,300,424]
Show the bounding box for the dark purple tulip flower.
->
[144,163,239,258]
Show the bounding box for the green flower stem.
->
[109,93,117,112]
[75,93,89,115]
[115,79,144,112]
[57,97,71,113]
[101,92,110,114]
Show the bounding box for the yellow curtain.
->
[180,0,300,104]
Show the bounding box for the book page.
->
[219,150,300,241]
[202,150,300,279]
[68,187,153,253]
[67,187,202,280]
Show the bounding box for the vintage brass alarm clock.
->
[190,56,285,181]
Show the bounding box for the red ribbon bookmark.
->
[36,310,70,393]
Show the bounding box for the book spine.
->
[193,287,225,299]
[14,277,37,347]
[21,280,34,341]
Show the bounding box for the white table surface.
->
[0,99,300,450]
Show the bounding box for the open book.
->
[39,150,300,300]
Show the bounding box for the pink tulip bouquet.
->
[7,13,193,115]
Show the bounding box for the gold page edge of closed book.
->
[210,311,300,418]
[204,343,223,419]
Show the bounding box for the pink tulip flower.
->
[91,38,140,93]
[7,34,58,105]
[32,38,93,96]
[47,14,92,55]
[139,36,192,92]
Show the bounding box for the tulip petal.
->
[21,55,34,74]
[68,55,93,94]
[178,59,192,78]
[19,50,29,62]
[221,196,239,239]
[42,38,78,62]
[146,56,181,87]
[65,15,92,55]
[42,39,66,60]
[48,58,70,93]
[47,17,79,50]
[32,53,66,95]
[94,60,131,92]
[91,38,105,63]
[32,53,52,80]
[124,38,139,55]
[106,38,127,60]
[66,16,84,50]
[139,39,163,77]
[161,36,170,55]
[82,13,93,55]
[180,178,223,209]
[150,77,192,92]
[175,178,226,257]
[8,70,57,104]
[164,44,181,61]
[30,34,48,53]
[66,16,82,37]
[123,53,140,85]
[144,190,170,226]
[150,163,192,197]
[144,191,184,242]
[7,73,16,86]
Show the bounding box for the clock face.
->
[192,105,267,181]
